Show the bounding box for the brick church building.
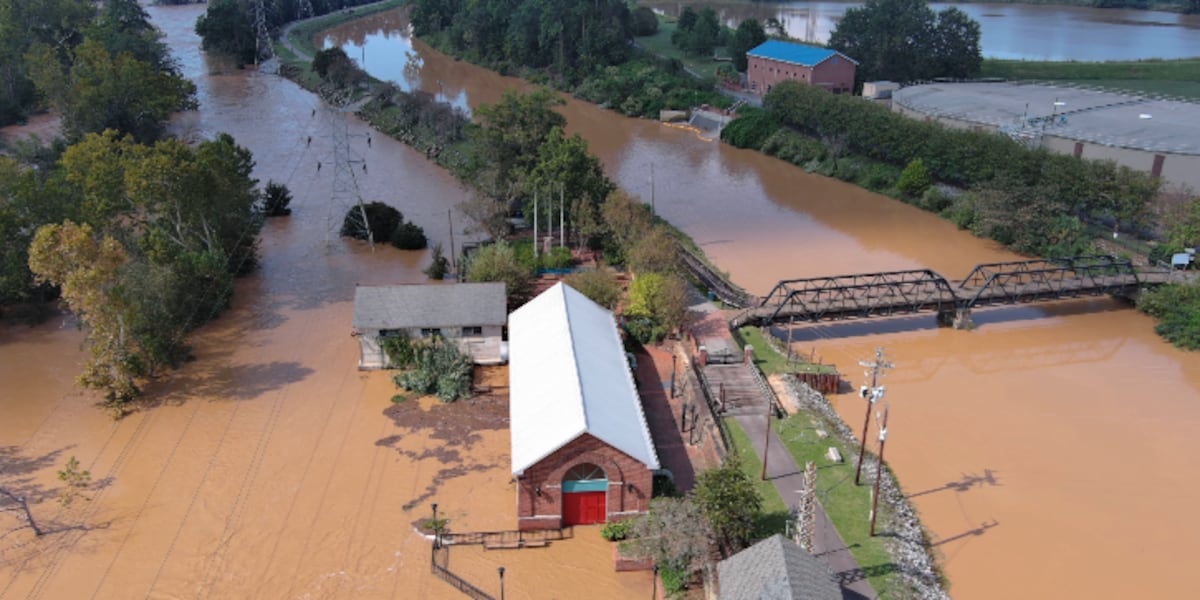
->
[508,283,660,531]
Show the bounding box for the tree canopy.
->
[15,131,264,411]
[0,0,192,134]
[411,0,633,82]
[729,19,767,72]
[671,7,722,57]
[828,0,982,83]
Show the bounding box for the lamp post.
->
[652,564,659,599]
[431,503,439,548]
[498,566,506,600]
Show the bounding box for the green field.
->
[981,57,1200,99]
[634,16,730,80]
[734,327,839,376]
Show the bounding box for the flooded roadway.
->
[0,3,1197,599]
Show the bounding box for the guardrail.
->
[431,545,494,600]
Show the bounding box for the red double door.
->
[562,491,607,525]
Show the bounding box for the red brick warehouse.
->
[508,283,660,531]
[746,39,858,95]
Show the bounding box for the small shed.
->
[717,534,842,600]
[509,282,659,531]
[746,40,858,96]
[352,282,507,369]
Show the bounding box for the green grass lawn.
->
[981,57,1200,100]
[771,412,914,598]
[723,418,792,538]
[733,327,839,376]
[635,16,729,80]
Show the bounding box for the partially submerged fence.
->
[440,527,572,550]
[431,545,494,600]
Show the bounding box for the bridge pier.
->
[938,307,975,330]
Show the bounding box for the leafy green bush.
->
[390,221,428,250]
[393,340,473,402]
[897,158,932,199]
[759,128,826,165]
[859,162,899,192]
[721,108,780,149]
[564,269,621,309]
[382,332,416,368]
[260,180,292,216]
[342,202,402,242]
[1148,244,1184,267]
[660,565,687,595]
[1139,283,1200,350]
[601,520,632,541]
[540,246,574,269]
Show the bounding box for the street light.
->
[431,503,439,548]
[498,566,506,600]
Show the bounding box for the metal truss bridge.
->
[727,256,1173,329]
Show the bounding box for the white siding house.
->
[352,282,507,369]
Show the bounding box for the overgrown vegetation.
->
[1139,283,1200,350]
[386,336,473,403]
[12,132,263,412]
[724,80,1160,258]
[829,0,983,85]
[195,0,384,65]
[340,202,426,250]
[980,57,1200,99]
[1,0,195,138]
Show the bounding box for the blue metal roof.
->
[746,40,857,67]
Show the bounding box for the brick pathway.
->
[635,343,709,493]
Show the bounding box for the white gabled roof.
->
[509,282,659,476]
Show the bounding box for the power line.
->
[322,99,373,249]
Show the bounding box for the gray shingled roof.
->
[352,283,507,330]
[718,535,842,600]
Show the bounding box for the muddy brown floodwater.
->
[1,3,1197,599]
[0,4,651,600]
[322,8,1200,598]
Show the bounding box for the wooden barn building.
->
[509,282,659,531]
[746,40,857,95]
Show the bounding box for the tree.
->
[673,7,720,57]
[194,0,256,65]
[424,244,450,280]
[28,221,138,406]
[466,242,533,308]
[931,7,982,79]
[342,202,403,243]
[626,225,680,275]
[472,88,566,198]
[563,269,621,309]
[631,6,659,36]
[627,497,712,573]
[625,272,689,343]
[56,456,92,507]
[390,221,428,250]
[528,126,615,230]
[692,455,762,551]
[260,180,292,217]
[27,38,196,142]
[828,0,981,84]
[729,19,767,72]
[897,158,932,198]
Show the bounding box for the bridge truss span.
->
[958,256,1143,309]
[745,269,959,326]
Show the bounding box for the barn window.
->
[461,326,483,336]
[420,327,442,338]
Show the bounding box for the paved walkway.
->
[635,343,707,492]
[735,414,875,600]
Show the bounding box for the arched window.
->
[562,463,607,492]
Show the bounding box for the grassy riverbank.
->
[981,57,1200,99]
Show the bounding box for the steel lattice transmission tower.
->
[323,97,374,249]
[794,461,818,552]
[253,0,273,65]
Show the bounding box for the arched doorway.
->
[561,463,607,526]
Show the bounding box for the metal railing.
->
[439,526,572,548]
[431,545,494,600]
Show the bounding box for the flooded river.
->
[1,3,1197,599]
[323,9,1200,598]
[647,1,1200,61]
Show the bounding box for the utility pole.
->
[559,183,565,249]
[855,348,892,486]
[649,162,656,215]
[760,392,772,481]
[533,189,538,259]
[447,209,456,274]
[869,404,890,537]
